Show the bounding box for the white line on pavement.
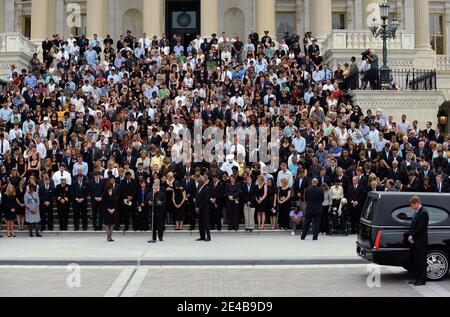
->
[120,267,150,297]
[103,267,136,297]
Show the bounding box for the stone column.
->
[413,0,435,68]
[0,0,4,33]
[86,0,107,38]
[256,0,276,40]
[404,0,415,32]
[4,0,15,33]
[311,0,332,41]
[143,0,162,38]
[201,0,218,38]
[414,0,430,50]
[31,0,49,41]
[354,0,363,30]
[55,0,65,37]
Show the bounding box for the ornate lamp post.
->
[369,0,400,89]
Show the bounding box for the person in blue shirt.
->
[23,70,37,88]
[174,43,184,57]
[72,155,89,177]
[84,46,98,65]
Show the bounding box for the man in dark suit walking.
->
[407,196,429,286]
[301,179,324,241]
[195,176,211,242]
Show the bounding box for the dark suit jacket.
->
[422,129,436,142]
[195,185,211,213]
[318,175,331,187]
[209,180,225,206]
[121,179,137,196]
[406,177,423,192]
[409,207,429,248]
[293,177,309,201]
[304,186,324,215]
[38,181,55,204]
[346,184,366,209]
[72,179,89,200]
[182,177,197,204]
[89,179,105,199]
[145,189,167,213]
[430,182,449,193]
[240,182,257,208]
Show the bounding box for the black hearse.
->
[357,192,450,281]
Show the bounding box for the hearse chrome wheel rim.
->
[427,252,448,280]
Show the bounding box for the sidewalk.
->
[0,233,363,266]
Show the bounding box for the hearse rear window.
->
[361,198,376,222]
[392,206,449,225]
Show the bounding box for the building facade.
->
[1,0,450,129]
[0,0,447,54]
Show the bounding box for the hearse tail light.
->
[374,229,382,250]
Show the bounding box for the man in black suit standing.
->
[346,176,366,234]
[422,121,436,142]
[241,174,257,232]
[38,175,55,231]
[146,179,167,243]
[72,174,89,231]
[89,172,105,231]
[195,176,211,242]
[121,172,137,231]
[407,196,429,286]
[209,173,224,231]
[301,179,324,241]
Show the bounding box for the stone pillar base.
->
[414,49,437,70]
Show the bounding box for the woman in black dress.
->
[15,180,26,231]
[4,184,18,237]
[172,181,187,231]
[266,178,278,230]
[255,175,268,230]
[103,184,119,242]
[277,178,292,231]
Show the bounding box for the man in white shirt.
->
[277,163,294,188]
[52,164,72,186]
[35,136,47,159]
[139,33,151,51]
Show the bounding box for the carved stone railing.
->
[321,30,414,53]
[0,32,38,56]
[437,55,450,71]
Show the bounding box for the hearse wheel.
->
[427,249,449,281]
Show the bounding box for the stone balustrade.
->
[0,33,38,79]
[437,56,450,71]
[321,30,415,53]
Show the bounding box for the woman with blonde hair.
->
[4,184,18,237]
[255,175,268,230]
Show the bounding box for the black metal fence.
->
[391,69,437,91]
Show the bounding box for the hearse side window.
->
[361,198,376,222]
[392,206,449,225]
